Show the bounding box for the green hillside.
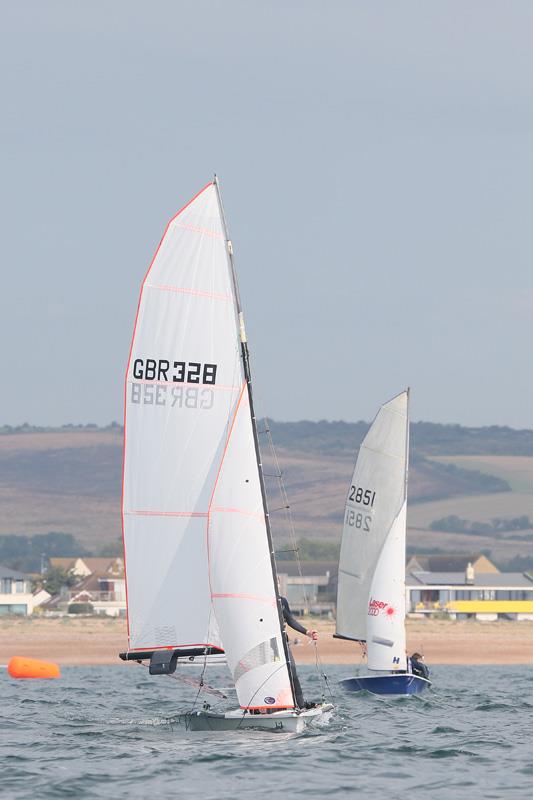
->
[1,421,532,570]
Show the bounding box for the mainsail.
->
[336,391,409,671]
[122,180,295,709]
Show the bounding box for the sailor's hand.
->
[306,629,318,641]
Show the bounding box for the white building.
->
[407,567,533,621]
[0,564,50,615]
[48,557,126,617]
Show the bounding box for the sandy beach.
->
[1,616,532,667]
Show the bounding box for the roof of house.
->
[79,558,124,576]
[407,571,533,588]
[0,564,30,580]
[49,557,79,571]
[49,557,124,576]
[406,553,499,573]
[70,570,125,594]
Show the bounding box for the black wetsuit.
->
[410,658,430,680]
[280,596,307,708]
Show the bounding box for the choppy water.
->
[1,664,532,799]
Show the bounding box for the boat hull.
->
[173,703,335,732]
[340,673,430,695]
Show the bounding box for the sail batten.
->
[145,283,233,301]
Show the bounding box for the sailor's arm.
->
[280,597,318,640]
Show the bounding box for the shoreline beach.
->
[1,616,532,667]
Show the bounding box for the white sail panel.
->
[123,182,241,651]
[336,391,408,642]
[125,515,220,648]
[209,385,294,709]
[366,501,407,671]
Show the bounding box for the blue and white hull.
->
[340,672,430,696]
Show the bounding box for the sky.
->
[1,1,532,428]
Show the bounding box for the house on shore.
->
[48,557,126,617]
[406,554,533,620]
[0,564,50,615]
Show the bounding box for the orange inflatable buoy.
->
[7,656,61,679]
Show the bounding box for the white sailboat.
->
[119,178,333,731]
[335,390,430,695]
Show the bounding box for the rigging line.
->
[252,396,324,692]
[189,607,217,714]
[277,489,346,509]
[313,641,336,703]
[132,654,226,706]
[236,662,293,731]
[261,417,310,605]
[187,647,210,714]
[166,665,227,699]
[257,412,329,694]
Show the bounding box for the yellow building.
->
[407,563,533,621]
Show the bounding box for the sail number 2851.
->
[346,485,374,532]
[348,486,376,506]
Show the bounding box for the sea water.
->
[1,664,531,799]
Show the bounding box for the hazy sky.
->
[1,1,532,428]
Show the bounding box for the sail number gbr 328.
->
[129,358,219,411]
[345,485,376,532]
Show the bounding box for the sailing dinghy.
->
[335,390,430,695]
[119,179,333,731]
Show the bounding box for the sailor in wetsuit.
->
[279,593,318,708]
[409,652,430,680]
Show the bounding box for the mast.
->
[402,387,410,623]
[213,176,296,705]
[405,387,410,503]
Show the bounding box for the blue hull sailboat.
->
[335,391,431,696]
[340,673,430,696]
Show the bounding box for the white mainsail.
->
[122,180,295,709]
[336,390,409,671]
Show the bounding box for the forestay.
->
[336,391,409,653]
[122,181,294,709]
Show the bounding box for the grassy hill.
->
[261,426,533,567]
[1,421,532,568]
